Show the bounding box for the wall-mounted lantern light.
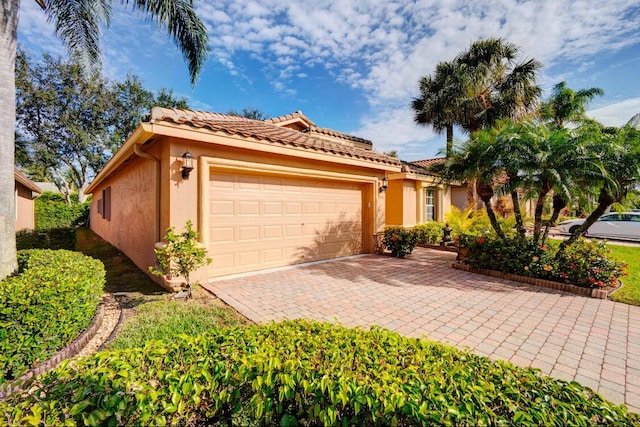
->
[379,176,388,193]
[181,150,194,179]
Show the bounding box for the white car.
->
[557,212,640,240]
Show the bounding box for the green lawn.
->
[75,228,248,347]
[608,244,640,306]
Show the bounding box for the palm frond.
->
[126,0,209,85]
[45,0,111,71]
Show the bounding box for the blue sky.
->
[18,0,640,161]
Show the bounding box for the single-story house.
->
[14,168,42,230]
[86,108,459,288]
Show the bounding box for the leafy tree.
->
[15,51,191,202]
[1,0,208,280]
[227,107,268,120]
[541,81,604,129]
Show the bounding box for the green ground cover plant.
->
[1,320,636,426]
[608,244,640,305]
[0,249,104,385]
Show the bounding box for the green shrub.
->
[35,193,89,230]
[461,236,626,288]
[1,321,636,426]
[0,250,105,384]
[16,228,77,250]
[413,221,445,245]
[382,226,418,257]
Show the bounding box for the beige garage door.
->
[209,170,364,277]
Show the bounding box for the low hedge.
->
[1,321,636,426]
[461,235,626,288]
[16,228,77,251]
[0,250,105,385]
[413,221,445,245]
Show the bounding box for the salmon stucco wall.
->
[90,155,158,277]
[451,186,467,211]
[15,183,35,230]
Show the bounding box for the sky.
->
[17,0,640,161]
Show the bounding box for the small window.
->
[425,189,436,221]
[100,186,111,221]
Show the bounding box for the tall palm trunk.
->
[445,124,453,157]
[0,0,19,280]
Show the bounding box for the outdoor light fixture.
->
[379,176,388,192]
[181,150,194,179]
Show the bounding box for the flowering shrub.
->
[461,236,625,289]
[383,226,418,258]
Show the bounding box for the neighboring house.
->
[14,168,42,230]
[85,108,456,287]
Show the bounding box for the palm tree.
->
[541,82,604,129]
[430,136,507,239]
[455,38,542,134]
[556,124,640,257]
[412,61,464,157]
[426,38,542,208]
[0,0,208,280]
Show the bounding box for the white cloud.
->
[588,98,640,127]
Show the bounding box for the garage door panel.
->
[209,170,364,277]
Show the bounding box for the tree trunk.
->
[445,124,453,158]
[555,188,615,260]
[0,0,19,280]
[532,181,552,244]
[541,194,566,245]
[510,189,526,237]
[477,181,505,239]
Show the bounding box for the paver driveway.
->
[202,247,640,412]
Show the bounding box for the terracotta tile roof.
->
[265,111,372,147]
[14,168,42,194]
[411,157,446,169]
[150,107,399,166]
[264,110,317,127]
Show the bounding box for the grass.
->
[74,228,248,347]
[107,287,248,350]
[608,244,640,306]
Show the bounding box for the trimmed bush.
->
[1,321,636,426]
[413,221,445,245]
[461,236,626,288]
[16,228,77,250]
[0,250,105,384]
[382,226,418,257]
[35,193,89,230]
